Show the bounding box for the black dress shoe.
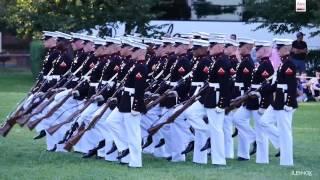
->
[82,149,97,158]
[189,126,195,135]
[47,144,57,152]
[249,141,257,156]
[142,135,153,149]
[34,130,46,140]
[232,128,238,138]
[200,138,211,152]
[275,151,280,157]
[154,138,165,148]
[166,156,172,161]
[58,130,70,144]
[106,142,117,155]
[237,157,249,161]
[181,141,194,155]
[117,149,130,159]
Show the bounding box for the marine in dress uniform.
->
[259,38,297,166]
[31,34,96,139]
[104,41,148,167]
[181,38,212,164]
[222,38,240,159]
[248,40,278,164]
[203,35,230,166]
[232,37,256,161]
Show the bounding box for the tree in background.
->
[1,0,170,38]
[242,0,320,37]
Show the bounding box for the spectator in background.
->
[291,32,308,74]
[297,72,309,102]
[309,67,320,101]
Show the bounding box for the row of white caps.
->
[43,30,293,48]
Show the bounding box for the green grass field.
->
[0,68,319,180]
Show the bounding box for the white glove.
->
[58,87,67,91]
[258,108,265,115]
[284,105,293,112]
[145,91,152,96]
[131,110,140,116]
[94,95,104,102]
[249,91,261,98]
[37,92,44,97]
[72,90,80,97]
[215,107,225,113]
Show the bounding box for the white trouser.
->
[44,100,84,150]
[184,100,209,164]
[91,107,117,161]
[166,104,191,162]
[105,108,142,167]
[72,103,102,153]
[233,106,257,159]
[224,110,235,159]
[206,108,226,165]
[151,107,172,158]
[140,105,162,154]
[33,90,73,132]
[259,105,293,166]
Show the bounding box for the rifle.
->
[63,65,135,151]
[0,69,57,137]
[147,83,209,136]
[145,71,192,111]
[16,60,89,126]
[225,73,276,115]
[26,69,93,130]
[46,72,118,135]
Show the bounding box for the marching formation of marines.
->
[0,31,298,167]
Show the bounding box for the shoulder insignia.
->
[261,70,270,78]
[135,72,143,80]
[203,66,209,74]
[243,67,250,74]
[113,65,120,72]
[217,67,225,75]
[60,61,67,68]
[285,67,294,75]
[178,67,185,74]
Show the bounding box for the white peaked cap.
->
[255,40,272,47]
[42,31,59,38]
[273,38,293,46]
[192,39,210,47]
[55,31,72,40]
[161,37,175,44]
[193,32,209,39]
[127,35,143,43]
[208,35,225,44]
[143,38,154,44]
[130,41,148,49]
[152,39,164,45]
[237,37,255,44]
[224,38,239,47]
[173,37,191,45]
[93,38,107,45]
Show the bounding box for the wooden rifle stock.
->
[46,99,94,135]
[145,78,186,111]
[63,65,135,151]
[64,99,111,151]
[147,83,209,136]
